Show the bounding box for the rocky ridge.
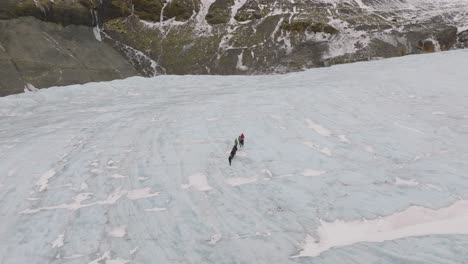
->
[0,0,467,95]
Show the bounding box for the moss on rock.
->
[205,0,234,24]
[234,0,262,22]
[164,0,200,21]
[281,20,338,34]
[132,0,164,21]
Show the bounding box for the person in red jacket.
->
[239,133,245,148]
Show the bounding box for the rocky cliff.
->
[0,0,467,95]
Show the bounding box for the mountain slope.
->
[1,50,468,263]
[1,0,467,96]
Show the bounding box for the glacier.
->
[1,50,468,263]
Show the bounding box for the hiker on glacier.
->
[234,133,245,148]
[228,144,238,166]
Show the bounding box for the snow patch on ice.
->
[338,135,350,143]
[225,177,257,186]
[51,233,64,248]
[88,251,129,264]
[63,254,84,259]
[126,188,160,200]
[20,189,125,214]
[208,233,222,245]
[80,182,89,191]
[303,142,332,156]
[261,169,273,178]
[109,226,127,238]
[394,122,424,134]
[305,119,331,137]
[110,174,128,179]
[296,200,468,257]
[365,145,375,153]
[144,207,167,212]
[36,169,56,192]
[302,169,327,177]
[395,177,420,186]
[182,173,212,191]
[130,247,139,255]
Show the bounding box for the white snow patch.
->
[394,121,424,134]
[126,188,160,200]
[432,111,446,115]
[36,169,56,192]
[7,168,16,177]
[80,182,89,191]
[109,226,127,238]
[144,207,167,212]
[296,200,468,257]
[63,254,84,259]
[302,170,327,177]
[182,173,212,191]
[24,83,38,93]
[130,247,139,255]
[303,142,332,156]
[261,169,273,177]
[27,197,40,201]
[225,177,257,186]
[106,258,130,264]
[236,50,249,71]
[395,177,420,186]
[88,251,129,264]
[365,145,375,153]
[324,18,370,59]
[90,168,103,174]
[338,135,350,143]
[208,233,222,245]
[20,188,126,214]
[138,177,149,181]
[305,119,331,137]
[110,174,128,179]
[51,233,64,248]
[93,26,102,42]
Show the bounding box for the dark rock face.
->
[458,29,468,48]
[206,0,234,24]
[234,0,262,22]
[0,17,138,96]
[165,0,200,21]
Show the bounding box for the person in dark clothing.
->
[239,133,245,147]
[228,144,238,166]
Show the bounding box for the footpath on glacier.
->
[0,50,468,264]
